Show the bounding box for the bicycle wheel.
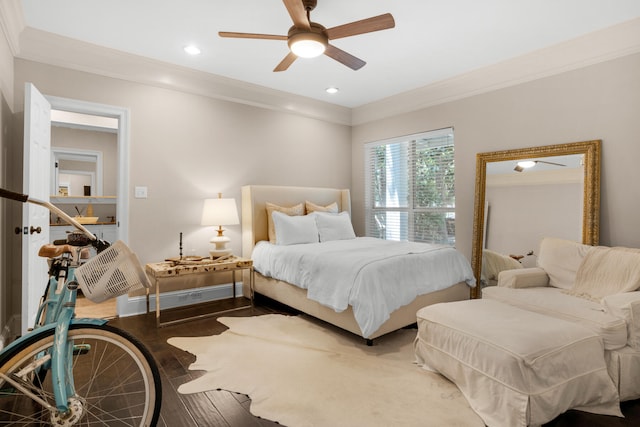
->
[0,324,161,426]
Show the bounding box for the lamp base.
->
[209,248,233,259]
[210,234,232,259]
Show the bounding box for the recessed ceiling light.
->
[325,87,339,94]
[184,45,201,55]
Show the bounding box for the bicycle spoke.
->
[0,325,160,426]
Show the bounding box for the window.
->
[364,128,455,244]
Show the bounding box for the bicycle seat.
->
[38,244,90,259]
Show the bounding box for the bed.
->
[241,185,475,342]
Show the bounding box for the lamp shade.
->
[201,198,239,226]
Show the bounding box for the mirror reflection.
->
[53,150,101,197]
[471,140,601,298]
[484,154,583,269]
[49,123,118,198]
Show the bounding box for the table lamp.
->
[201,193,239,258]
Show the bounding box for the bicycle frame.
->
[0,187,109,414]
[45,256,107,412]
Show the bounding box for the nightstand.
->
[145,256,254,327]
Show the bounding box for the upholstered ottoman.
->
[414,299,621,427]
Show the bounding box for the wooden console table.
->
[145,256,254,327]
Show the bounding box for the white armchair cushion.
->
[482,286,628,350]
[537,237,592,289]
[603,292,640,350]
[497,267,549,289]
[566,247,640,300]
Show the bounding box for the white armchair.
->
[484,236,640,401]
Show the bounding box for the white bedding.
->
[252,237,475,337]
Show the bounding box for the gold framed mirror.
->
[470,140,601,298]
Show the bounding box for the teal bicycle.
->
[0,188,161,426]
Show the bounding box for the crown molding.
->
[14,17,640,127]
[352,17,640,126]
[17,27,352,126]
[0,0,24,55]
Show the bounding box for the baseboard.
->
[117,282,244,317]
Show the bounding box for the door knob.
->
[15,227,22,235]
[30,226,42,234]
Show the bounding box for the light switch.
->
[134,186,148,199]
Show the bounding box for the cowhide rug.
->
[168,314,483,427]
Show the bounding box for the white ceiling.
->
[19,0,640,108]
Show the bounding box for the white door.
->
[22,83,51,335]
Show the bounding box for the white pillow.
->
[314,212,356,242]
[272,211,319,245]
[265,202,305,244]
[537,237,592,289]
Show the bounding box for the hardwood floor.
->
[108,296,292,427]
[75,294,117,319]
[107,296,640,427]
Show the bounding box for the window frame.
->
[364,127,455,244]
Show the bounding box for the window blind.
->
[364,127,455,244]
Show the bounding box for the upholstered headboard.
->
[241,185,351,258]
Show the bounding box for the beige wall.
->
[352,53,640,260]
[14,52,640,266]
[5,35,640,334]
[14,59,352,265]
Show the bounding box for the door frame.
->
[45,95,130,314]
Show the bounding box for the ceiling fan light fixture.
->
[517,160,536,169]
[289,32,327,58]
[183,45,201,55]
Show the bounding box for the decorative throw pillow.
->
[272,211,319,245]
[266,202,304,244]
[314,211,356,242]
[305,200,339,214]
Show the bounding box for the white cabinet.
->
[100,225,117,243]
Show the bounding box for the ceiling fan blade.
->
[537,160,566,167]
[274,52,298,72]
[326,13,395,40]
[324,44,366,70]
[283,0,311,30]
[219,31,287,41]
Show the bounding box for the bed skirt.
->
[243,272,471,340]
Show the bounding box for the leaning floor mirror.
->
[470,140,601,298]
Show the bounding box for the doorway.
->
[45,95,130,318]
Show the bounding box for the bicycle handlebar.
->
[0,187,98,242]
[0,187,29,203]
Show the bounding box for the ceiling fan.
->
[219,0,395,72]
[514,160,566,172]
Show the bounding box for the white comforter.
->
[252,237,476,337]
